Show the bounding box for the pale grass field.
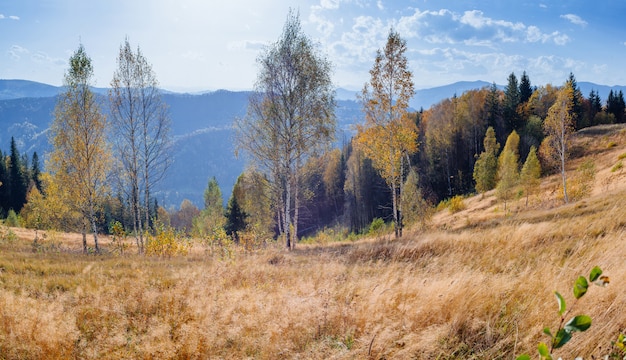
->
[1,125,625,359]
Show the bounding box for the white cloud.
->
[0,14,20,20]
[8,45,29,60]
[309,8,335,37]
[377,1,384,11]
[560,14,587,27]
[525,26,569,45]
[320,0,340,10]
[31,51,65,66]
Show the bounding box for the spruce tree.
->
[0,150,7,216]
[31,152,42,193]
[224,194,246,244]
[519,71,533,104]
[503,72,521,132]
[9,137,27,213]
[566,72,584,129]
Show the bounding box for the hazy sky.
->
[2,1,625,92]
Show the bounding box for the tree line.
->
[2,9,625,253]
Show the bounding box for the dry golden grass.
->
[1,124,626,359]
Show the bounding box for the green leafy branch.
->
[517,266,609,360]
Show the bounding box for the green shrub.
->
[517,266,609,360]
[611,160,623,173]
[5,209,20,227]
[368,218,385,236]
[618,152,626,160]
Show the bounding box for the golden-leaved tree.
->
[520,146,541,206]
[541,82,575,203]
[356,29,417,238]
[473,126,500,194]
[49,44,111,253]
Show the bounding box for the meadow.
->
[0,124,625,359]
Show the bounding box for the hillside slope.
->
[0,128,625,359]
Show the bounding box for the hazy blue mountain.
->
[336,81,495,110]
[0,79,110,100]
[579,82,626,103]
[0,81,363,208]
[0,80,61,100]
[1,78,623,208]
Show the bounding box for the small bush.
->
[32,231,62,253]
[368,218,385,236]
[611,160,623,173]
[618,152,626,160]
[607,141,618,149]
[109,221,130,255]
[145,221,190,257]
[568,159,597,201]
[0,225,17,245]
[202,226,236,260]
[5,209,20,227]
[447,195,466,213]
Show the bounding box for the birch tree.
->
[542,83,575,203]
[235,9,335,249]
[356,29,416,238]
[109,38,171,253]
[49,44,111,253]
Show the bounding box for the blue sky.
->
[1,0,625,92]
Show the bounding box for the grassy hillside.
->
[0,125,625,359]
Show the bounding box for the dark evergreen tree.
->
[566,72,584,129]
[8,137,27,213]
[31,152,42,193]
[503,72,521,132]
[0,150,7,216]
[224,194,246,243]
[484,82,505,145]
[590,90,602,114]
[519,71,533,104]
[607,90,626,123]
[585,90,603,127]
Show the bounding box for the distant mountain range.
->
[1,79,625,208]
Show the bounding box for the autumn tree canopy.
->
[49,43,111,253]
[356,29,416,238]
[235,9,336,249]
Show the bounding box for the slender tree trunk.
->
[144,186,150,232]
[284,175,292,250]
[293,159,300,250]
[89,203,100,254]
[82,226,87,254]
[391,181,399,238]
[561,128,569,203]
